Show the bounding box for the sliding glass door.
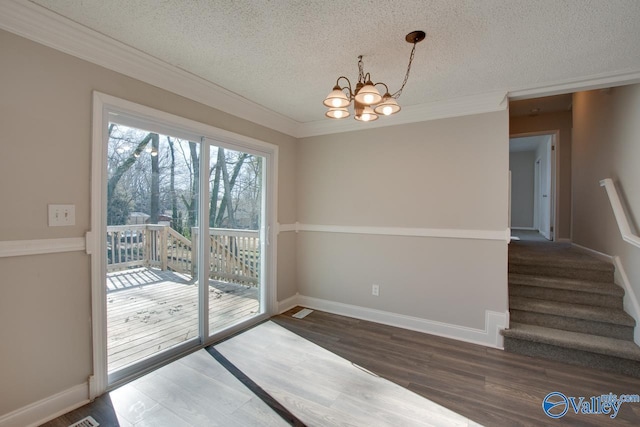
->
[95,95,274,389]
[206,144,265,336]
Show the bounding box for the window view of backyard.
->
[106,123,264,373]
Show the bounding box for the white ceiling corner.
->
[3,0,640,138]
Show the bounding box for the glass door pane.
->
[106,123,201,377]
[207,145,264,335]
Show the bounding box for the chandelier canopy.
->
[323,31,426,122]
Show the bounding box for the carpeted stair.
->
[501,241,640,377]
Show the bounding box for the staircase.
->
[501,241,640,377]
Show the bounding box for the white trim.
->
[600,178,640,249]
[96,92,279,154]
[510,227,537,231]
[509,68,640,101]
[277,223,298,234]
[90,92,109,396]
[612,256,640,346]
[278,293,300,314]
[295,223,510,241]
[89,92,108,397]
[290,295,507,349]
[0,0,299,138]
[0,237,85,258]
[0,383,88,427]
[571,243,613,262]
[298,91,509,138]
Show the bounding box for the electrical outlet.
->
[48,204,76,226]
[372,284,380,296]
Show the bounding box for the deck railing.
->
[106,224,259,286]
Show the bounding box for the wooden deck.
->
[107,267,259,372]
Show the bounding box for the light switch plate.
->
[48,204,75,226]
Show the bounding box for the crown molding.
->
[297,91,509,138]
[509,68,640,100]
[0,0,301,137]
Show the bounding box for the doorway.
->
[91,92,277,394]
[509,133,557,242]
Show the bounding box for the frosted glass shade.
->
[323,86,350,108]
[354,81,382,105]
[325,107,350,119]
[354,106,378,122]
[373,95,401,116]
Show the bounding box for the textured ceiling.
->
[30,0,640,124]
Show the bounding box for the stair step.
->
[509,243,614,282]
[510,296,634,326]
[509,273,624,309]
[502,322,640,360]
[509,286,622,309]
[502,323,640,377]
[509,263,613,282]
[509,296,634,339]
[508,273,624,296]
[509,243,613,270]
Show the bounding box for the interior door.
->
[538,140,552,240]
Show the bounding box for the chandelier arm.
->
[373,82,390,94]
[336,76,354,98]
[390,42,417,99]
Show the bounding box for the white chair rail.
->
[600,178,640,249]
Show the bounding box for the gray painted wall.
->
[572,85,640,319]
[297,113,509,330]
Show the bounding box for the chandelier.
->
[323,31,426,122]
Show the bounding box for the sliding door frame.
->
[90,91,279,396]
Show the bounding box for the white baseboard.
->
[0,383,89,427]
[285,294,507,349]
[277,293,300,314]
[511,227,536,231]
[571,243,613,262]
[612,256,640,346]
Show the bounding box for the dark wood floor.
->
[273,309,640,426]
[43,308,640,426]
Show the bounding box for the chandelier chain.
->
[391,42,417,99]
